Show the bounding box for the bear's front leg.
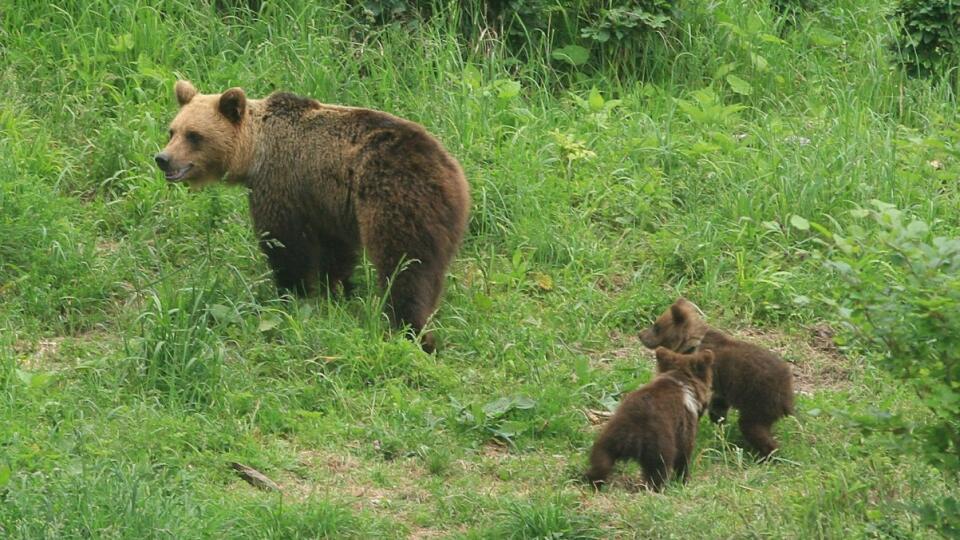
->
[313,234,359,298]
[708,395,730,424]
[259,233,316,297]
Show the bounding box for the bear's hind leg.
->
[739,413,779,460]
[640,442,673,492]
[363,241,446,352]
[357,196,458,353]
[383,262,442,353]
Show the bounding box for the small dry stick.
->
[230,462,281,492]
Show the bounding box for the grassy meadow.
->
[1,1,958,537]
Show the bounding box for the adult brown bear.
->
[155,81,470,352]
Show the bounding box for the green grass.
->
[1,0,958,538]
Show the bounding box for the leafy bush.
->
[893,0,960,76]
[813,201,960,535]
[579,1,674,44]
[349,1,678,71]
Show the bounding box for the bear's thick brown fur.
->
[155,81,470,352]
[639,298,795,458]
[586,347,714,492]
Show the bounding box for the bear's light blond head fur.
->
[156,80,253,187]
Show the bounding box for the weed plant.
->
[1,0,957,537]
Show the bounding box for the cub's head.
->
[655,347,714,387]
[639,298,707,353]
[154,80,248,187]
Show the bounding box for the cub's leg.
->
[585,438,617,489]
[640,441,673,492]
[739,413,779,459]
[708,395,730,424]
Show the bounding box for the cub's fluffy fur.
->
[586,348,714,491]
[639,298,794,458]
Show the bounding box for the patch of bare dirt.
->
[733,323,854,395]
[95,239,120,255]
[583,329,653,371]
[13,330,118,372]
[407,527,452,540]
[272,448,431,525]
[15,337,66,370]
[582,323,853,397]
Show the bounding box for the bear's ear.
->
[655,347,676,373]
[694,350,714,380]
[219,87,247,124]
[175,80,197,107]
[670,300,688,324]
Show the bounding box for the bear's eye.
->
[185,131,203,146]
[167,129,174,140]
[653,322,661,334]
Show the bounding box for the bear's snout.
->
[639,328,655,348]
[154,153,171,171]
[154,153,193,181]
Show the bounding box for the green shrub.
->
[814,201,960,535]
[349,1,678,71]
[893,0,960,76]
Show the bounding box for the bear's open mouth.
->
[165,164,193,181]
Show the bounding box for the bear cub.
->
[639,298,794,459]
[155,81,470,352]
[586,347,714,492]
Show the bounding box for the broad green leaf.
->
[493,79,521,101]
[209,303,237,323]
[15,369,32,386]
[462,64,482,90]
[588,87,604,112]
[473,293,493,311]
[258,316,281,332]
[759,33,786,44]
[714,62,737,79]
[551,45,589,66]
[482,397,514,417]
[809,27,843,47]
[726,74,753,96]
[750,52,769,72]
[790,215,810,231]
[510,396,536,410]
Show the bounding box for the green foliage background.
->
[1,0,958,537]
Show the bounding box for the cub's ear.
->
[175,80,197,107]
[219,87,247,124]
[670,299,688,324]
[655,347,676,373]
[694,350,714,380]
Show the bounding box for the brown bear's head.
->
[654,347,714,387]
[155,80,250,187]
[638,297,708,353]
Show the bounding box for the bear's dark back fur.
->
[586,348,713,492]
[158,81,469,352]
[247,93,470,352]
